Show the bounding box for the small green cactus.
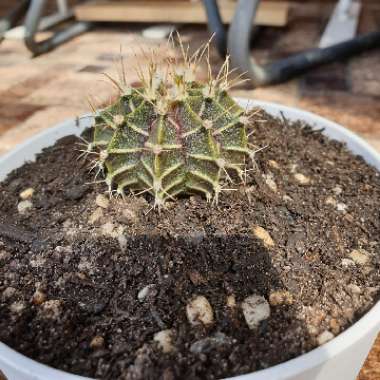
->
[87,40,257,208]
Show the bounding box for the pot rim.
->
[0,99,379,380]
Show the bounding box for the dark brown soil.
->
[0,112,379,380]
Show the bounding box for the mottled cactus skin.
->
[90,58,255,207]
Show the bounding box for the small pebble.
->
[10,301,25,314]
[101,222,114,236]
[0,250,10,261]
[40,300,62,319]
[294,173,311,185]
[120,208,138,224]
[2,287,17,300]
[19,187,34,200]
[118,234,128,252]
[269,290,293,306]
[186,295,214,326]
[329,318,340,334]
[263,173,278,193]
[349,249,369,265]
[153,329,175,353]
[101,222,124,238]
[332,185,342,195]
[77,272,87,280]
[325,196,336,207]
[32,289,47,305]
[90,335,105,349]
[30,255,46,268]
[282,194,293,202]
[341,258,355,267]
[17,200,33,214]
[190,332,232,354]
[252,225,275,247]
[268,160,280,170]
[241,295,270,330]
[96,194,109,209]
[347,283,361,295]
[290,163,298,173]
[344,213,354,223]
[317,330,334,345]
[307,325,319,336]
[226,295,237,309]
[89,207,103,224]
[138,284,157,302]
[337,203,347,212]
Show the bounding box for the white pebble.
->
[332,185,342,195]
[17,200,33,214]
[294,173,311,185]
[341,258,355,267]
[41,300,62,319]
[263,173,277,193]
[347,284,361,295]
[336,203,347,212]
[153,329,175,353]
[101,222,115,236]
[19,187,34,200]
[138,284,157,302]
[317,330,334,345]
[10,301,25,314]
[349,249,369,265]
[186,295,214,326]
[290,163,298,173]
[241,295,270,330]
[89,207,103,224]
[118,234,128,252]
[252,225,275,247]
[95,194,109,209]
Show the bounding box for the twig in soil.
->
[305,127,325,135]
[280,111,289,127]
[0,223,35,244]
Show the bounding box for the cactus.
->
[87,40,258,208]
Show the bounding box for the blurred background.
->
[0,1,379,376]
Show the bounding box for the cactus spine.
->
[88,40,257,208]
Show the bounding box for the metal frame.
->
[24,0,91,56]
[203,0,380,87]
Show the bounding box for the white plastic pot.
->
[0,99,379,380]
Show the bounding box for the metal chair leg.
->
[0,0,31,43]
[24,0,91,56]
[202,0,227,57]
[227,0,380,87]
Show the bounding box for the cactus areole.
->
[90,52,257,208]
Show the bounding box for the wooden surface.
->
[75,0,289,27]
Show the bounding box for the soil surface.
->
[0,112,379,380]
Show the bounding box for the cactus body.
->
[90,56,255,207]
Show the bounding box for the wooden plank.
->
[75,0,289,27]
